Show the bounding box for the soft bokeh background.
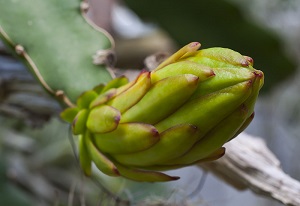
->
[1,0,300,205]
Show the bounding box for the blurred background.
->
[1,0,300,205]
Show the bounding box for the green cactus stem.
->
[0,0,114,106]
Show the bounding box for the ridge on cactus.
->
[61,42,264,182]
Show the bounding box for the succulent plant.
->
[61,42,264,182]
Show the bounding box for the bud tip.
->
[243,56,254,66]
[253,71,263,79]
[241,60,249,67]
[188,42,201,52]
[151,128,160,138]
[171,176,181,181]
[114,115,121,123]
[113,167,120,176]
[189,42,201,48]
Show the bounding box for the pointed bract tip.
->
[114,115,121,124]
[253,71,264,79]
[184,42,201,53]
[243,56,254,66]
[171,176,181,181]
[241,60,249,67]
[252,71,264,89]
[189,42,201,48]
[219,147,226,157]
[151,128,160,138]
[210,70,216,77]
[113,167,120,176]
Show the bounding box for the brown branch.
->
[201,133,300,206]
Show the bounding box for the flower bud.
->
[61,42,264,182]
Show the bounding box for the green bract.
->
[61,42,264,182]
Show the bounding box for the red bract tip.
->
[113,167,120,176]
[151,128,160,137]
[210,71,216,77]
[114,115,121,123]
[171,176,180,181]
[190,42,200,47]
[140,69,149,74]
[243,56,254,66]
[241,60,249,67]
[188,42,201,51]
[253,71,264,79]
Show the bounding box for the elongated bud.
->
[61,42,264,182]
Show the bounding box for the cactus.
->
[0,0,114,105]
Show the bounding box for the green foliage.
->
[124,0,296,92]
[0,0,113,103]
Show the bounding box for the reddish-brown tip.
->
[190,42,201,48]
[151,128,160,138]
[243,56,254,66]
[253,71,264,79]
[113,167,120,176]
[114,115,121,124]
[170,176,181,181]
[241,60,249,67]
[210,70,216,77]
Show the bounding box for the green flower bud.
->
[61,42,264,182]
